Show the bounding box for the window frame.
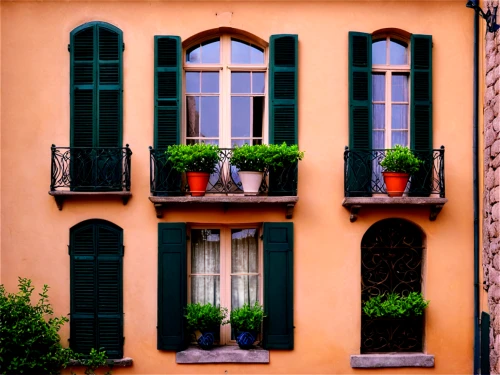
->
[182,34,269,148]
[187,224,263,345]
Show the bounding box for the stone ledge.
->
[49,190,132,210]
[176,346,269,364]
[350,353,434,368]
[68,357,133,367]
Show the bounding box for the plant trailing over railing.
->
[363,292,430,318]
[185,303,229,332]
[166,143,220,174]
[380,145,423,174]
[267,142,304,170]
[229,302,265,333]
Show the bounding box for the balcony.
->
[149,147,299,218]
[49,145,132,210]
[343,147,447,222]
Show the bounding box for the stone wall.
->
[483,0,500,373]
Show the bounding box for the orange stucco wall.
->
[1,1,475,374]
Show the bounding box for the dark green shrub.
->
[185,303,228,332]
[229,302,265,332]
[363,292,430,318]
[266,143,304,170]
[0,278,74,375]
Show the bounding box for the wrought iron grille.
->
[50,145,132,191]
[361,219,424,353]
[149,147,299,196]
[344,147,445,197]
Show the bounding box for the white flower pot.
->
[238,171,263,195]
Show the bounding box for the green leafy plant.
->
[77,348,112,375]
[266,142,305,170]
[363,292,430,318]
[185,303,229,332]
[230,144,270,172]
[0,277,74,375]
[380,145,423,174]
[229,302,265,333]
[166,143,220,174]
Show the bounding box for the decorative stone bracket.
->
[49,191,132,210]
[342,197,448,222]
[149,195,298,219]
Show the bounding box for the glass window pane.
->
[191,276,220,306]
[201,39,220,63]
[186,46,201,63]
[231,39,264,64]
[391,131,408,147]
[201,72,219,93]
[252,72,265,94]
[392,74,409,102]
[252,97,264,138]
[392,104,408,130]
[186,72,200,93]
[231,275,259,310]
[191,229,220,273]
[231,229,258,273]
[231,139,251,147]
[186,96,200,137]
[390,39,408,65]
[200,97,219,137]
[373,104,385,130]
[372,73,385,101]
[373,130,385,149]
[231,72,251,93]
[231,97,251,137]
[372,40,386,65]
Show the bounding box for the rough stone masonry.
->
[483,1,500,373]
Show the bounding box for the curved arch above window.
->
[70,219,123,256]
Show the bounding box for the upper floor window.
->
[372,37,410,149]
[184,36,267,147]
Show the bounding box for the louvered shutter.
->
[262,222,294,350]
[269,35,298,196]
[409,34,433,196]
[154,36,182,194]
[347,32,372,197]
[157,223,187,351]
[70,220,123,358]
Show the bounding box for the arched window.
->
[69,219,123,358]
[360,219,425,353]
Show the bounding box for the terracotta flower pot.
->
[186,172,210,196]
[382,172,410,197]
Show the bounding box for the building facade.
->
[1,1,478,373]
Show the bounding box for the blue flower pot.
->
[197,331,216,350]
[236,331,257,349]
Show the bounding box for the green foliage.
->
[229,302,265,332]
[0,277,74,375]
[267,142,304,170]
[363,292,430,318]
[230,144,270,172]
[185,303,228,332]
[76,348,112,375]
[380,145,423,174]
[166,143,220,174]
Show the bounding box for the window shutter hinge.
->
[260,235,264,240]
[68,44,71,52]
[122,43,125,52]
[68,245,71,254]
[122,246,125,256]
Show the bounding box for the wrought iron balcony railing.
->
[149,147,298,196]
[50,145,132,191]
[344,147,445,198]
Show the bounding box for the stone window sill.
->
[350,353,434,368]
[68,357,133,367]
[176,346,269,364]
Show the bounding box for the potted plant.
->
[362,292,429,353]
[166,143,220,196]
[185,302,228,350]
[230,144,270,195]
[266,142,305,195]
[379,145,423,197]
[229,302,265,349]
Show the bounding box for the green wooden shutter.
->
[263,222,294,350]
[154,36,182,195]
[269,35,298,195]
[347,32,372,197]
[70,220,123,358]
[157,223,187,351]
[481,312,491,375]
[409,34,432,196]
